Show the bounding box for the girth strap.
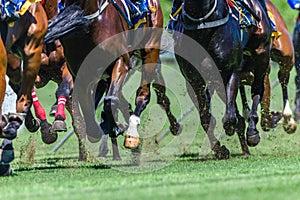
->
[181,13,230,30]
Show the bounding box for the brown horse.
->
[45,0,180,154]
[0,2,47,139]
[240,0,297,135]
[7,0,88,161]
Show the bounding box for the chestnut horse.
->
[7,0,88,161]
[240,0,297,135]
[0,2,47,139]
[45,0,180,153]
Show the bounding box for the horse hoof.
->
[124,135,140,149]
[283,118,297,134]
[51,120,67,132]
[25,118,41,132]
[1,122,19,140]
[40,120,57,144]
[223,119,236,136]
[214,145,230,160]
[246,128,260,147]
[170,122,182,136]
[113,156,122,161]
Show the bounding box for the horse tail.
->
[44,5,91,43]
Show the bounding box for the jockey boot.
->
[1,0,20,23]
[165,0,183,33]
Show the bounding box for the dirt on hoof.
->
[124,135,140,149]
[51,120,67,132]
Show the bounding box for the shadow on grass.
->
[14,156,112,172]
[178,152,249,162]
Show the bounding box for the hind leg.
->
[152,59,181,136]
[247,72,267,147]
[124,48,159,149]
[66,94,88,161]
[235,106,250,155]
[278,62,297,134]
[52,63,71,133]
[260,66,281,131]
[222,72,239,137]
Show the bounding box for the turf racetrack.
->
[2,0,300,199]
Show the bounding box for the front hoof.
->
[51,120,67,132]
[246,127,260,147]
[223,119,236,136]
[40,120,57,144]
[170,122,182,136]
[1,122,20,140]
[283,118,297,134]
[214,145,230,160]
[25,118,41,132]
[124,135,140,149]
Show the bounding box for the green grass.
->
[2,0,300,199]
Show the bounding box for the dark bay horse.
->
[173,0,272,158]
[241,0,297,134]
[45,0,180,153]
[0,2,48,139]
[173,0,249,159]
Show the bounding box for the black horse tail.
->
[44,5,91,44]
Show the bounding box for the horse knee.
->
[103,96,119,113]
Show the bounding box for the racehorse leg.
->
[247,70,268,147]
[124,48,159,149]
[102,57,129,146]
[222,72,239,136]
[200,88,230,159]
[65,94,88,161]
[278,63,297,134]
[235,106,250,156]
[260,66,279,131]
[31,88,57,144]
[152,59,181,136]
[0,38,8,138]
[5,5,47,137]
[52,64,71,133]
[239,85,251,120]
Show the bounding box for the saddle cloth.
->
[1,0,41,16]
[125,0,156,29]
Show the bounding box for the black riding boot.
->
[166,0,183,33]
